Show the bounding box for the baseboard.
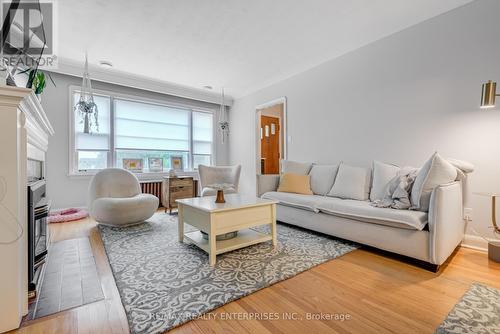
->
[461,234,488,252]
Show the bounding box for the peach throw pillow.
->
[277,173,313,195]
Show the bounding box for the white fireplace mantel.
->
[0,86,54,332]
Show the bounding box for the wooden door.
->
[260,116,280,174]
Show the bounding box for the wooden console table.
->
[162,176,198,214]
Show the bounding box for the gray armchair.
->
[197,165,242,196]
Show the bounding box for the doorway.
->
[256,98,286,175]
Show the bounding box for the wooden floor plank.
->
[13,214,500,334]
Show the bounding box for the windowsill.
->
[68,170,199,180]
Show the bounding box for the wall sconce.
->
[480,80,499,109]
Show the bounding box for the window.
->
[70,88,215,175]
[73,93,111,171]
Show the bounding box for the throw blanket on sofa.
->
[371,167,418,210]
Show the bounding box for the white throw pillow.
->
[410,152,457,212]
[446,158,474,173]
[309,164,339,195]
[327,163,371,200]
[370,161,400,202]
[281,160,313,175]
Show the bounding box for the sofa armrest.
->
[428,181,465,265]
[256,174,280,197]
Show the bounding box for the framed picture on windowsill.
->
[148,157,163,172]
[123,158,143,173]
[170,156,184,171]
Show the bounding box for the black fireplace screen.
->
[33,198,49,260]
[28,180,50,293]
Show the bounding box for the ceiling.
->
[56,0,474,98]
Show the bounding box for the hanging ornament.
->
[74,54,98,134]
[218,88,229,143]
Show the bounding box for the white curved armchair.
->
[198,165,242,196]
[88,168,159,226]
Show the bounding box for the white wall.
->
[229,0,500,241]
[41,72,229,209]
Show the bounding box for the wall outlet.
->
[463,207,473,221]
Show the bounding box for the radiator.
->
[140,181,162,207]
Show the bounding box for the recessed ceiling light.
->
[99,60,113,68]
[203,85,213,90]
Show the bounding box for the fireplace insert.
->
[27,180,50,296]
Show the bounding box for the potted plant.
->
[32,71,46,99]
[22,69,56,101]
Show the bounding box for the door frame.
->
[255,97,287,176]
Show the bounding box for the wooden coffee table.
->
[176,194,278,266]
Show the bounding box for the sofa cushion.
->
[281,160,313,175]
[261,191,324,213]
[277,173,313,195]
[317,197,428,230]
[370,161,400,202]
[309,164,339,195]
[411,152,457,212]
[328,163,371,200]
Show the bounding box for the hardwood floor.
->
[13,213,500,334]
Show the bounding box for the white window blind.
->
[114,99,190,151]
[73,93,111,171]
[74,94,111,150]
[192,111,213,167]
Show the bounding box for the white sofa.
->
[257,158,473,271]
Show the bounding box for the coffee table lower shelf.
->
[184,229,272,255]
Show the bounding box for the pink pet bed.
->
[48,208,88,223]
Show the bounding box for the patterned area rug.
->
[436,283,500,334]
[98,213,358,334]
